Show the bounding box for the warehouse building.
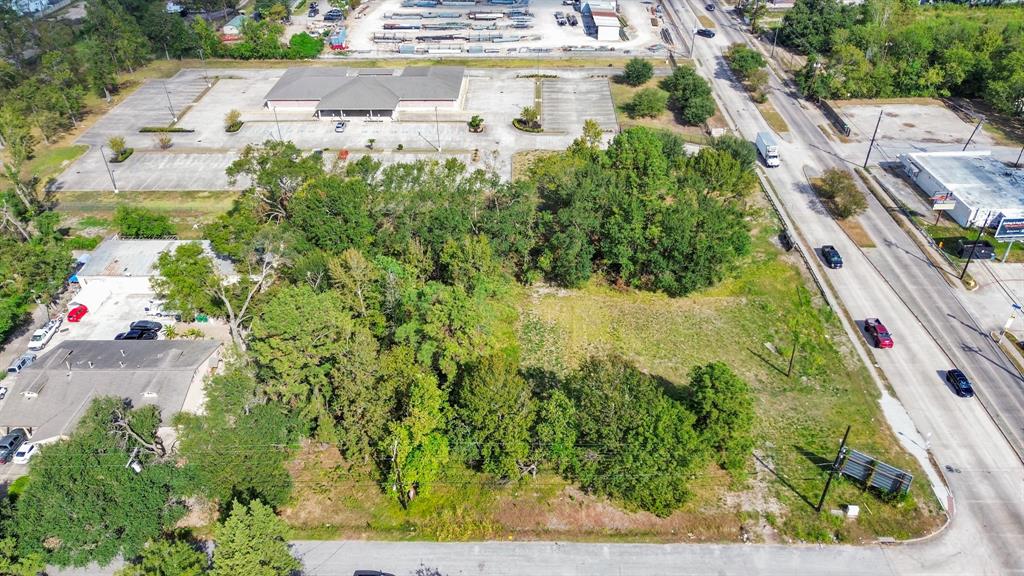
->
[900,151,1024,227]
[583,0,621,42]
[76,238,236,294]
[0,340,222,442]
[263,66,466,119]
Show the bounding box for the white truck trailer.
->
[755,131,780,167]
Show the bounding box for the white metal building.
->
[583,0,621,42]
[77,238,236,294]
[899,151,1024,227]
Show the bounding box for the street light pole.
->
[98,145,119,193]
[863,108,883,169]
[198,48,211,88]
[1016,144,1023,168]
[963,118,983,151]
[771,25,779,58]
[162,80,178,124]
[960,210,993,281]
[272,106,283,141]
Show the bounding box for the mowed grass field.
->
[282,206,943,544]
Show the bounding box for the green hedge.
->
[139,127,195,133]
[226,121,244,133]
[111,148,134,163]
[512,119,543,133]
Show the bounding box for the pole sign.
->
[995,217,1024,240]
[931,194,956,211]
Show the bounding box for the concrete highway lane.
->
[669,0,1024,573]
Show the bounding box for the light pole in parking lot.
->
[98,145,119,194]
[198,48,211,88]
[963,117,983,151]
[272,106,283,141]
[162,80,178,124]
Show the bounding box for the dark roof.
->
[0,340,220,441]
[264,66,465,111]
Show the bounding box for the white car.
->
[0,387,7,400]
[145,301,180,320]
[27,317,62,351]
[12,442,37,464]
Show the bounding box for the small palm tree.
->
[468,115,484,132]
[520,106,539,128]
[107,136,126,156]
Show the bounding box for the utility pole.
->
[863,109,883,168]
[960,210,993,281]
[162,80,178,124]
[963,118,983,151]
[1015,144,1023,168]
[770,25,779,58]
[99,145,119,194]
[816,425,851,513]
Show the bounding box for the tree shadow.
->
[753,452,817,511]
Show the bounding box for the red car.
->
[67,305,88,323]
[864,318,893,349]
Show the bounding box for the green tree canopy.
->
[621,57,654,86]
[210,500,299,576]
[687,362,755,473]
[114,205,175,238]
[627,87,668,119]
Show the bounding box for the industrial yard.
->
[342,0,662,56]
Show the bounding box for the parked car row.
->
[0,429,36,465]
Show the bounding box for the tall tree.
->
[227,140,325,222]
[687,362,755,473]
[210,500,299,576]
[116,537,208,576]
[0,104,38,217]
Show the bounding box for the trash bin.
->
[196,314,209,323]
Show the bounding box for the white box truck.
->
[756,131,780,167]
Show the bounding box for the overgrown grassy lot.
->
[282,205,943,544]
[55,190,237,239]
[609,77,727,144]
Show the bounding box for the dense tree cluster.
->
[659,67,717,125]
[781,0,1024,117]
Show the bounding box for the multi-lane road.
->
[665,0,1024,573]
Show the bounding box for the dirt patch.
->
[832,97,943,108]
[837,217,876,248]
[280,442,379,533]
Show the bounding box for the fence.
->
[819,100,851,138]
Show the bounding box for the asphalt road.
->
[665,1,1024,573]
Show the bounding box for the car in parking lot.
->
[864,318,894,349]
[945,369,975,398]
[130,320,162,333]
[0,429,27,464]
[27,317,62,351]
[67,304,88,322]
[0,387,7,400]
[145,301,181,320]
[323,8,343,20]
[115,329,159,341]
[696,28,716,38]
[12,442,38,464]
[821,245,843,269]
[6,352,36,374]
[335,120,348,133]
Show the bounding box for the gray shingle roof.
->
[264,66,464,112]
[0,340,220,441]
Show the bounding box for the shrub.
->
[468,115,484,132]
[514,106,541,131]
[725,43,766,81]
[225,109,243,133]
[660,67,716,126]
[156,134,173,149]
[138,127,194,133]
[113,205,176,238]
[621,57,654,86]
[627,87,668,118]
[288,32,324,58]
[107,136,126,156]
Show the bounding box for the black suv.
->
[821,245,843,269]
[130,320,163,333]
[0,429,27,464]
[945,369,975,398]
[696,28,716,38]
[115,330,159,341]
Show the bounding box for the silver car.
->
[6,352,36,374]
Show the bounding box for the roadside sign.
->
[931,194,956,211]
[995,217,1024,240]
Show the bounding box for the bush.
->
[113,205,176,238]
[156,134,173,149]
[468,115,484,132]
[816,168,867,218]
[288,32,324,58]
[138,127,194,133]
[621,57,654,86]
[516,105,541,131]
[107,136,126,156]
[725,43,766,81]
[225,109,243,133]
[627,87,668,118]
[687,362,755,473]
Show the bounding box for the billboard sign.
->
[995,217,1024,240]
